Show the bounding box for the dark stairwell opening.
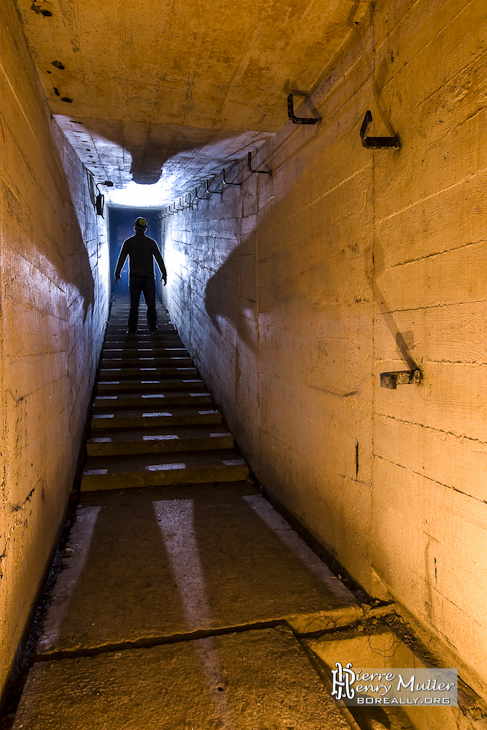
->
[108,208,162,299]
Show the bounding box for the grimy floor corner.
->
[2,0,487,728]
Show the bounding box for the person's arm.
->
[152,242,167,285]
[114,241,129,283]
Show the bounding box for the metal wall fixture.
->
[161,151,269,218]
[380,369,422,389]
[247,151,272,176]
[95,180,113,217]
[287,94,321,125]
[222,167,242,186]
[205,178,224,196]
[195,183,211,201]
[360,110,401,149]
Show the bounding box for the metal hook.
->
[222,167,242,186]
[360,110,400,149]
[206,178,223,196]
[195,183,211,200]
[287,94,321,125]
[247,151,272,176]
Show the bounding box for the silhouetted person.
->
[114,217,167,334]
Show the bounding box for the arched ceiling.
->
[15,0,372,204]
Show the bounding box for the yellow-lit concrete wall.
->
[162,0,487,693]
[0,0,109,698]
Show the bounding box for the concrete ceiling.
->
[15,0,371,205]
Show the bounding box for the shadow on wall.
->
[53,121,97,321]
[201,142,417,377]
[203,234,257,351]
[2,131,96,325]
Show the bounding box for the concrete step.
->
[104,333,181,342]
[94,391,212,411]
[98,366,198,379]
[81,450,249,491]
[106,325,176,333]
[97,378,206,394]
[87,425,234,456]
[102,346,188,356]
[91,406,222,431]
[100,356,192,368]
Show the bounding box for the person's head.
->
[134,217,147,233]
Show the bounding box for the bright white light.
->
[107,180,169,208]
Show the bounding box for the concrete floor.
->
[12,484,360,730]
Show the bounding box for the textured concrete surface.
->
[0,0,109,699]
[159,0,487,697]
[36,484,358,656]
[4,0,487,712]
[14,627,350,730]
[13,0,372,198]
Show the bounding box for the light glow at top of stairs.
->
[108,180,174,208]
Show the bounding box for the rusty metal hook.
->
[247,151,272,176]
[360,110,400,149]
[287,94,321,125]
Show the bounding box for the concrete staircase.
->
[81,297,249,491]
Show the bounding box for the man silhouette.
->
[114,217,167,334]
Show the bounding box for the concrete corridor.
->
[9,296,366,729]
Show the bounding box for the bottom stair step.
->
[81,450,249,491]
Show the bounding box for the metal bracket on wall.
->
[247,151,272,176]
[95,181,113,217]
[180,193,193,210]
[360,110,400,149]
[380,369,422,389]
[222,168,242,186]
[287,94,321,125]
[186,191,197,209]
[195,184,211,201]
[206,178,224,196]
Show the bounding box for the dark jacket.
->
[115,231,167,279]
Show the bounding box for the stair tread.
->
[100,365,196,372]
[90,411,222,431]
[97,379,206,393]
[94,392,212,409]
[88,424,232,444]
[92,406,220,419]
[84,449,246,472]
[101,357,192,366]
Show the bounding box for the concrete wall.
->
[0,0,109,699]
[161,0,487,694]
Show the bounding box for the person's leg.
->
[141,277,157,331]
[128,275,142,333]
